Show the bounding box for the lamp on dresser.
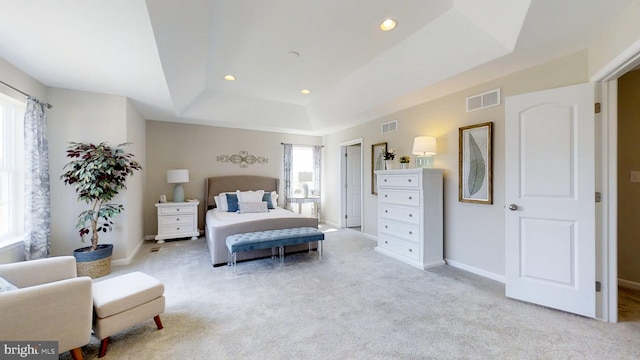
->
[167,169,189,202]
[412,136,437,168]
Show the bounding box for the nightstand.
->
[154,201,199,244]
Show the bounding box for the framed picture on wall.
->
[459,122,493,204]
[371,142,387,195]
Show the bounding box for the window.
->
[291,146,315,197]
[0,94,25,242]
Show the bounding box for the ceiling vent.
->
[466,88,501,112]
[381,120,398,134]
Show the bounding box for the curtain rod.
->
[0,80,52,109]
[280,142,324,148]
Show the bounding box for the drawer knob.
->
[408,196,412,200]
[177,209,180,211]
[409,231,413,235]
[176,227,180,230]
[177,218,180,221]
[408,179,411,182]
[384,194,388,198]
[385,210,388,213]
[409,214,412,217]
[409,249,413,252]
[385,241,388,244]
[384,179,388,182]
[385,225,388,229]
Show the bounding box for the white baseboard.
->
[445,258,506,284]
[112,238,145,266]
[618,278,640,290]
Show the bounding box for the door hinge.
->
[595,103,601,114]
[595,192,602,203]
[345,152,348,157]
[344,214,348,219]
[596,281,601,292]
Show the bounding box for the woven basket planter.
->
[73,244,113,279]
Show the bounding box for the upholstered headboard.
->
[205,175,280,210]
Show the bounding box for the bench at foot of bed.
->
[225,227,324,270]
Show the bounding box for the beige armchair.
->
[0,256,93,360]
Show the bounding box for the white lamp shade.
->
[167,169,189,184]
[412,136,437,156]
[298,171,313,182]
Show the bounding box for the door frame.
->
[339,138,364,229]
[592,40,640,322]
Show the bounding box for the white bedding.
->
[206,207,306,228]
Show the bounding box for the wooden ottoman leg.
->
[154,315,164,330]
[69,347,84,360]
[99,337,110,358]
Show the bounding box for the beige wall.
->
[617,69,640,285]
[124,99,146,260]
[144,121,322,236]
[589,0,640,78]
[323,51,589,278]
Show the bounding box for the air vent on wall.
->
[466,88,501,112]
[381,120,398,134]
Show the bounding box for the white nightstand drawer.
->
[379,189,420,207]
[378,235,420,261]
[379,219,420,243]
[378,174,420,188]
[159,206,194,215]
[159,214,194,226]
[380,204,420,225]
[160,224,192,234]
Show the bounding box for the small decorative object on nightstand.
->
[155,200,199,244]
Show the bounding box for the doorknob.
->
[508,204,518,211]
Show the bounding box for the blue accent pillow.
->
[225,193,239,212]
[262,193,274,209]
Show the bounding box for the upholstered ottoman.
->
[92,272,165,358]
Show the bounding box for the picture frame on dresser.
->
[458,121,493,204]
[371,142,387,194]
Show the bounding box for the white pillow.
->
[236,190,264,203]
[238,201,269,213]
[215,192,235,211]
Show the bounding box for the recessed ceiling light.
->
[300,89,311,95]
[224,75,236,81]
[380,18,397,31]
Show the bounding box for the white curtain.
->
[24,96,51,260]
[282,143,293,210]
[312,145,322,217]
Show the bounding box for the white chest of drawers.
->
[154,201,199,244]
[374,168,444,269]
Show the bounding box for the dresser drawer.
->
[379,189,420,207]
[159,214,194,226]
[378,235,420,261]
[159,205,194,215]
[380,204,420,225]
[378,173,420,188]
[379,218,420,243]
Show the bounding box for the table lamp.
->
[298,171,313,197]
[412,136,437,168]
[167,169,189,202]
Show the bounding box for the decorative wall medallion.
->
[217,151,268,168]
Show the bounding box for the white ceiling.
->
[0,0,634,135]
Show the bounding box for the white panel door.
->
[505,83,595,317]
[346,144,362,227]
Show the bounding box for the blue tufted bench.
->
[226,227,325,269]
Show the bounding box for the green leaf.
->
[467,133,485,196]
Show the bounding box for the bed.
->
[204,175,319,267]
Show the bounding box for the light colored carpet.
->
[62,227,640,359]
